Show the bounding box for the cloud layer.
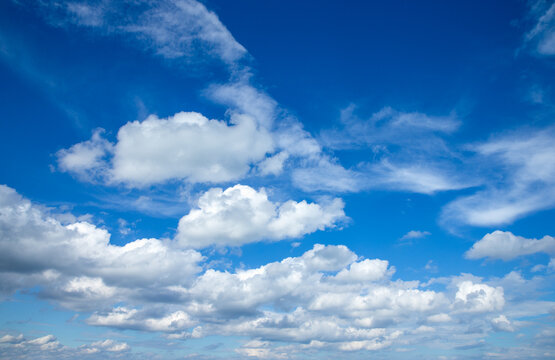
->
[2,184,553,356]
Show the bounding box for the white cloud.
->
[111,112,274,185]
[88,307,195,332]
[292,156,365,193]
[454,281,505,313]
[491,315,515,332]
[257,151,289,176]
[427,313,451,323]
[43,0,247,65]
[333,259,394,283]
[466,230,555,261]
[442,126,555,227]
[58,111,275,186]
[320,105,460,150]
[0,184,203,307]
[314,105,470,194]
[205,81,278,130]
[525,1,555,56]
[56,128,113,181]
[0,333,130,359]
[400,230,431,241]
[367,160,469,194]
[3,184,554,355]
[0,334,23,344]
[176,185,346,248]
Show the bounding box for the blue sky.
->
[0,0,554,359]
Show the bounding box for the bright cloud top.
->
[58,111,275,186]
[466,230,555,262]
[176,184,346,248]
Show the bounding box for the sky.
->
[0,0,554,359]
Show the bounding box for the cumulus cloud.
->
[454,281,505,313]
[466,230,555,261]
[0,333,129,359]
[442,126,555,227]
[56,128,113,181]
[3,185,553,355]
[0,184,203,307]
[176,184,346,248]
[57,111,275,186]
[110,112,273,185]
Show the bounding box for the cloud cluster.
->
[0,183,345,303]
[0,334,130,359]
[4,185,551,356]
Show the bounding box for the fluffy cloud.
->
[442,126,555,226]
[57,111,275,186]
[0,184,203,306]
[56,128,113,181]
[0,334,129,359]
[454,281,505,313]
[466,230,555,261]
[3,185,554,355]
[176,184,346,248]
[111,112,273,185]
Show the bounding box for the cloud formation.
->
[466,230,555,261]
[3,184,551,355]
[39,0,247,65]
[315,105,470,194]
[57,111,275,186]
[176,184,346,248]
[525,1,555,56]
[0,334,130,359]
[442,126,555,227]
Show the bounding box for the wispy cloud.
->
[400,230,431,242]
[524,0,555,56]
[33,0,247,65]
[442,126,555,227]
